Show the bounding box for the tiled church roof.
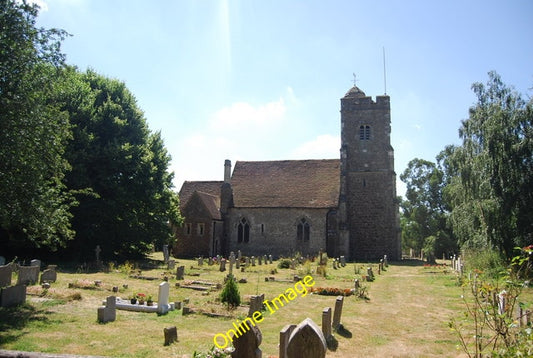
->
[193,191,222,220]
[178,181,222,209]
[231,159,340,208]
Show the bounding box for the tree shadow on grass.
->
[0,303,52,345]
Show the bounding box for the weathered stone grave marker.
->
[176,266,185,280]
[97,296,116,323]
[0,264,13,287]
[232,324,262,358]
[332,296,344,329]
[286,318,326,358]
[17,265,39,285]
[40,267,57,284]
[322,307,332,339]
[164,326,178,346]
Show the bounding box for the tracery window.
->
[297,218,310,242]
[237,217,250,243]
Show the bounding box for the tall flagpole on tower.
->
[383,47,387,95]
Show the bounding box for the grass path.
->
[0,258,500,357]
[328,262,465,357]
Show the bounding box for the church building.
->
[174,85,401,261]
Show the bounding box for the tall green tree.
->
[445,72,532,257]
[58,69,181,260]
[400,158,455,260]
[0,0,74,253]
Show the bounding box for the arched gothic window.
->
[359,125,371,140]
[297,218,310,242]
[237,217,250,243]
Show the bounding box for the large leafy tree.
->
[0,0,75,253]
[59,68,181,260]
[400,158,455,261]
[445,72,532,257]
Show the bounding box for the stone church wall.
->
[225,207,330,258]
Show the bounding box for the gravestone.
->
[163,245,170,263]
[258,256,262,265]
[237,250,242,261]
[367,267,374,281]
[40,268,57,284]
[0,264,12,287]
[231,324,262,358]
[219,258,226,272]
[164,326,178,346]
[279,324,297,358]
[322,307,332,339]
[269,255,273,264]
[0,256,5,266]
[332,296,344,329]
[245,257,250,267]
[249,295,263,318]
[340,256,346,267]
[97,296,116,323]
[0,284,26,307]
[17,266,39,285]
[176,266,185,280]
[167,259,176,270]
[251,256,256,266]
[157,281,171,314]
[354,279,360,289]
[286,318,326,358]
[30,259,41,268]
[332,259,337,270]
[383,254,388,267]
[198,257,204,266]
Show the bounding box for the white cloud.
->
[209,98,286,130]
[289,134,340,159]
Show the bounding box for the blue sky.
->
[35,0,532,196]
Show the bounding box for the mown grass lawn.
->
[1,254,531,357]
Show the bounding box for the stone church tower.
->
[338,86,401,260]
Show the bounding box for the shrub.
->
[220,274,241,309]
[463,248,506,279]
[277,258,291,269]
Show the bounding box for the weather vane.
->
[352,73,358,87]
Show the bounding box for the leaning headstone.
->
[97,296,116,323]
[286,318,326,358]
[176,266,185,280]
[164,326,178,346]
[17,265,39,285]
[322,307,332,339]
[0,284,26,307]
[332,296,344,329]
[0,264,13,287]
[40,268,57,284]
[279,324,297,358]
[232,324,262,358]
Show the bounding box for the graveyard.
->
[0,253,532,357]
